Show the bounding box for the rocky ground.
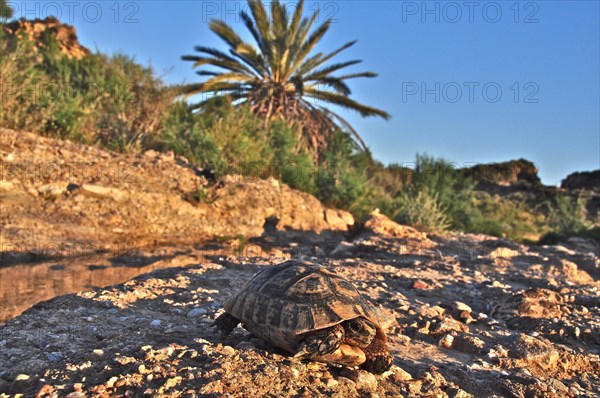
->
[0,211,598,397]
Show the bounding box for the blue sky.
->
[9,1,600,185]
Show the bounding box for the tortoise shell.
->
[223,260,386,353]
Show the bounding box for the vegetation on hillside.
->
[0,26,173,152]
[0,15,597,246]
[0,0,12,20]
[181,0,389,156]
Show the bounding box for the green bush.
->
[393,188,450,232]
[0,30,56,132]
[156,97,318,193]
[315,131,381,220]
[473,192,544,241]
[546,194,588,235]
[389,154,483,232]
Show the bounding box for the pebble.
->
[106,376,119,388]
[150,319,161,327]
[412,280,433,290]
[235,341,256,350]
[454,301,472,313]
[221,346,236,356]
[47,352,63,362]
[387,365,412,382]
[93,349,104,356]
[439,334,454,349]
[324,378,338,388]
[65,393,85,398]
[187,308,208,318]
[341,369,378,393]
[108,308,118,314]
[37,183,66,198]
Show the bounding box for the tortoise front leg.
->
[361,338,393,374]
[294,324,345,359]
[213,312,241,335]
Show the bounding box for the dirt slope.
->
[0,127,353,262]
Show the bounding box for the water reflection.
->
[0,251,204,324]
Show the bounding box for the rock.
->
[235,341,256,350]
[453,301,472,313]
[463,159,541,186]
[47,352,63,362]
[324,378,338,388]
[360,209,429,240]
[4,17,90,59]
[507,334,559,369]
[221,346,236,356]
[430,316,468,336]
[439,334,454,349]
[388,365,413,382]
[412,280,433,290]
[324,208,355,230]
[341,369,378,393]
[451,334,485,354]
[489,247,521,259]
[0,180,15,192]
[76,184,124,200]
[186,308,208,318]
[66,392,86,398]
[37,183,66,198]
[150,319,161,327]
[561,170,600,191]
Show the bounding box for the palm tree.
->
[181,0,389,155]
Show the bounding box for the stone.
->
[388,365,413,382]
[76,184,124,200]
[453,301,472,313]
[0,180,15,192]
[451,334,485,354]
[37,183,66,198]
[341,369,378,393]
[187,308,208,318]
[489,247,521,259]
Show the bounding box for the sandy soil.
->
[1,212,598,397]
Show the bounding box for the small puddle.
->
[0,245,222,324]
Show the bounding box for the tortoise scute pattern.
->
[218,260,393,373]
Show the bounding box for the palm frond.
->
[305,87,390,119]
[182,0,390,155]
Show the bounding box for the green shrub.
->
[156,97,319,193]
[546,194,590,237]
[0,30,56,132]
[390,154,483,232]
[473,192,544,241]
[393,188,450,232]
[315,131,380,220]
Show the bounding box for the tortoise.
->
[214,260,393,374]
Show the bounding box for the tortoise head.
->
[342,318,377,348]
